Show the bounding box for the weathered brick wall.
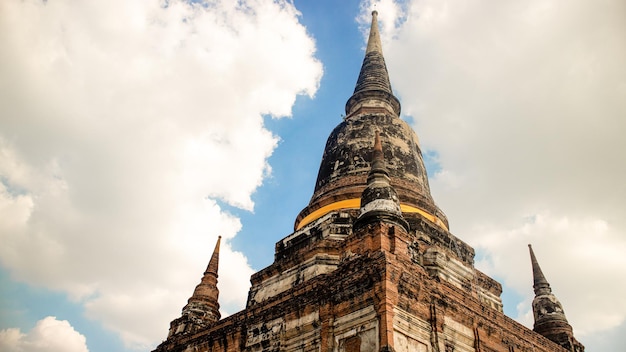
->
[155,213,570,352]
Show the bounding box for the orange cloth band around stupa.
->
[295,198,448,231]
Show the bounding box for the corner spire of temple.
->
[345,11,401,117]
[185,236,221,322]
[528,244,584,351]
[167,236,222,337]
[184,236,221,323]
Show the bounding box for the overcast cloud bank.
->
[0,0,321,349]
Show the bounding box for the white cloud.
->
[0,316,89,352]
[0,0,321,349]
[363,0,626,349]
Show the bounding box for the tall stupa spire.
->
[345,11,401,117]
[295,10,448,232]
[528,245,584,351]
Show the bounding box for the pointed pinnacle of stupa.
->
[356,133,408,231]
[528,244,551,295]
[366,11,384,56]
[370,131,387,175]
[345,11,401,117]
[205,235,221,276]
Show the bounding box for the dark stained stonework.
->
[355,132,409,233]
[296,111,448,230]
[153,11,583,352]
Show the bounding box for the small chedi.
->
[154,11,584,352]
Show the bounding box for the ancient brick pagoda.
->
[154,12,584,352]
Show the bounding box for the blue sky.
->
[1,1,625,351]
